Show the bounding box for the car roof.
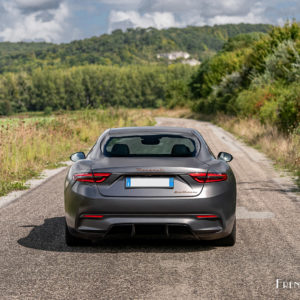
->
[108,126,198,136]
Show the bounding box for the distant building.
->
[182,59,201,66]
[157,52,201,66]
[157,51,190,60]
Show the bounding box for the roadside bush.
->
[43,106,53,116]
[272,83,300,131]
[189,49,248,99]
[234,82,300,131]
[234,85,273,117]
[191,21,300,132]
[245,21,300,76]
[263,40,300,81]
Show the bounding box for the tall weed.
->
[0,108,158,196]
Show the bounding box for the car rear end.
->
[64,128,236,243]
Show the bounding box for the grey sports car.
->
[64,126,236,246]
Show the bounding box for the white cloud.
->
[207,4,268,25]
[0,1,71,42]
[96,0,141,5]
[15,0,62,12]
[99,0,141,4]
[0,0,298,42]
[107,0,292,32]
[109,10,181,32]
[96,0,142,10]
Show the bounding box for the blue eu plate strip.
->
[126,177,131,188]
[169,178,174,188]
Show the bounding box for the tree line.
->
[0,64,195,115]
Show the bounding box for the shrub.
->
[264,40,300,81]
[43,106,53,116]
[0,100,13,116]
[234,86,274,117]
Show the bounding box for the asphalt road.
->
[0,117,299,299]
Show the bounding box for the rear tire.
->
[65,222,89,246]
[214,219,236,246]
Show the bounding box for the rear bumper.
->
[65,182,236,241]
[68,214,232,240]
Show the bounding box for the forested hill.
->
[0,23,272,73]
[0,42,52,56]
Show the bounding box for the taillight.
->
[190,172,227,183]
[73,173,111,183]
[196,215,218,218]
[81,214,104,219]
[189,173,207,183]
[93,173,111,183]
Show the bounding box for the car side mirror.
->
[70,152,86,162]
[217,152,233,162]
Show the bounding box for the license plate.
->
[126,177,174,188]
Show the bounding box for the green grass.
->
[0,181,29,196]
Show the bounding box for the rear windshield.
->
[104,134,197,157]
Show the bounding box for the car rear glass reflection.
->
[104,135,197,157]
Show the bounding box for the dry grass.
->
[3,106,296,196]
[0,108,167,196]
[0,107,187,196]
[216,114,300,171]
[186,111,300,186]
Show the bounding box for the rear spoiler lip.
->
[91,169,209,175]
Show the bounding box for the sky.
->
[0,0,299,43]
